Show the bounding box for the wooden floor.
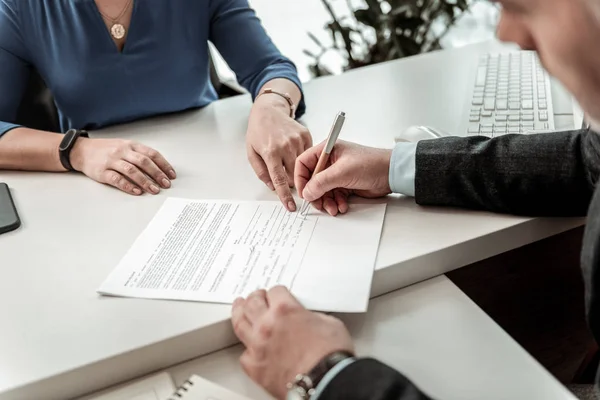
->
[447,227,596,384]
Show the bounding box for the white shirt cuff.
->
[389,142,417,197]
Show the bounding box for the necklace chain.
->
[97,0,133,40]
[97,0,133,24]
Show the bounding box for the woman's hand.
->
[246,95,312,212]
[295,140,392,216]
[70,138,176,195]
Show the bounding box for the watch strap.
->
[59,129,88,171]
[286,351,353,399]
[307,351,354,389]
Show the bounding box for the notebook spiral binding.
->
[167,379,195,400]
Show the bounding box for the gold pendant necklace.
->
[110,23,126,40]
[98,0,133,40]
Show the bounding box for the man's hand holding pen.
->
[295,140,393,216]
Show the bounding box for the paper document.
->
[98,198,386,312]
[167,375,252,400]
[78,372,175,400]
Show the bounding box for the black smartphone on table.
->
[0,183,21,234]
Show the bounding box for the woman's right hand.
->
[70,138,176,196]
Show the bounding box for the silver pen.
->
[300,111,346,216]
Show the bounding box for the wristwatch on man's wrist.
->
[286,351,354,400]
[59,129,89,171]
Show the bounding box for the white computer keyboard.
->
[466,52,555,137]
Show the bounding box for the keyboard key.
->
[481,110,493,117]
[469,115,480,122]
[476,67,487,86]
[508,121,520,128]
[539,101,547,109]
[495,114,508,121]
[472,97,484,106]
[481,126,493,134]
[539,111,548,121]
[468,124,480,134]
[522,100,533,109]
[508,128,520,134]
[509,102,520,110]
[497,100,508,110]
[521,113,534,121]
[484,98,496,110]
[509,114,520,121]
[493,126,507,135]
[535,122,549,131]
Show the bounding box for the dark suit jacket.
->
[320,129,600,400]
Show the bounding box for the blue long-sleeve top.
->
[0,0,305,137]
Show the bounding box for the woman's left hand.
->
[246,95,312,212]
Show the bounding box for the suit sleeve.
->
[318,358,433,400]
[415,130,600,216]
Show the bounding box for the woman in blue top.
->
[0,0,310,211]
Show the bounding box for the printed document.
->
[98,198,386,312]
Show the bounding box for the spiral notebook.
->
[167,375,252,400]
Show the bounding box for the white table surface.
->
[163,276,576,400]
[0,41,583,400]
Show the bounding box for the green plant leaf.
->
[456,0,469,11]
[389,3,420,18]
[393,16,425,33]
[308,0,471,78]
[354,8,379,27]
[396,35,421,56]
[307,32,325,50]
[303,49,318,59]
[364,0,383,14]
[388,0,412,10]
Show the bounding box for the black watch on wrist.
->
[59,129,89,171]
[286,351,354,400]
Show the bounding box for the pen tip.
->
[339,111,346,117]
